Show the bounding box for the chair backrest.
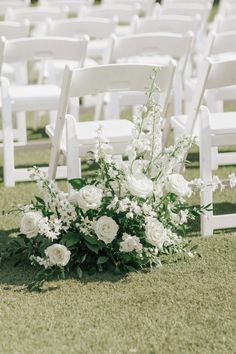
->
[162,0,213,5]
[103,0,155,16]
[132,14,201,35]
[220,3,236,16]
[0,36,88,84]
[213,15,236,33]
[40,0,92,11]
[106,32,193,75]
[49,62,176,179]
[79,5,139,24]
[205,31,236,59]
[0,36,88,64]
[5,6,68,25]
[47,17,116,40]
[0,21,30,39]
[0,1,30,17]
[58,62,176,119]
[154,3,211,24]
[186,57,236,134]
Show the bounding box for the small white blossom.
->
[120,233,143,253]
[229,173,236,188]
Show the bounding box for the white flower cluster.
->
[29,167,77,229]
[120,233,143,254]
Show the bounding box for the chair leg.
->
[200,107,213,236]
[2,99,15,187]
[94,93,104,121]
[15,112,27,144]
[66,115,81,181]
[211,147,219,170]
[104,93,120,120]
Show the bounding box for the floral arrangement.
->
[3,70,207,291]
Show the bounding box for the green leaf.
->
[69,178,86,190]
[78,254,87,265]
[125,265,137,273]
[86,243,99,254]
[63,232,79,247]
[97,256,109,265]
[35,196,45,205]
[83,234,99,245]
[76,266,83,279]
[190,245,199,253]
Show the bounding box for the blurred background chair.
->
[0,36,88,187]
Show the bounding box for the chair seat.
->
[46,118,134,154]
[9,84,61,112]
[172,111,236,137]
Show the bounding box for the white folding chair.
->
[213,15,236,33]
[200,103,236,236]
[47,17,116,62]
[1,36,88,187]
[47,62,176,180]
[153,3,212,40]
[79,4,139,36]
[40,0,93,13]
[0,21,30,81]
[162,0,213,5]
[132,14,201,36]
[103,0,156,16]
[5,6,68,36]
[172,56,236,173]
[218,2,236,17]
[0,1,30,18]
[100,32,193,122]
[202,31,236,112]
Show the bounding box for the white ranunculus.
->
[94,216,119,244]
[69,185,103,211]
[45,244,71,267]
[145,218,168,249]
[127,173,153,198]
[20,211,42,238]
[120,233,143,253]
[165,174,192,198]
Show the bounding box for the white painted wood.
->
[48,62,176,181]
[100,32,192,129]
[199,106,236,236]
[0,36,88,187]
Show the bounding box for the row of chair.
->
[1,0,236,237]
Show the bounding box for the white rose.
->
[94,216,119,244]
[69,185,103,211]
[45,244,71,267]
[165,174,192,198]
[127,173,153,198]
[145,218,168,249]
[20,211,42,238]
[120,233,143,253]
